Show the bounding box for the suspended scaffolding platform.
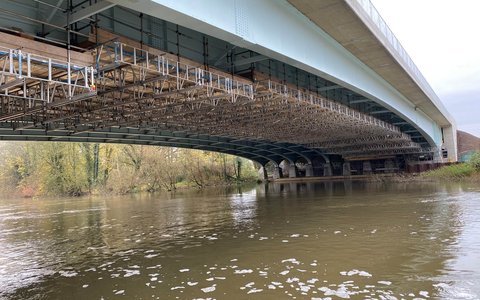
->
[0,32,429,158]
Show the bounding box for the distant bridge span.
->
[0,0,456,178]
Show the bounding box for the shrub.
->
[468,151,480,171]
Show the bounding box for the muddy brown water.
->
[1,181,479,299]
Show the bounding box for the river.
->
[0,181,479,299]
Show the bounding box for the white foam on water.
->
[179,269,189,272]
[282,258,300,265]
[300,285,311,292]
[419,291,429,297]
[247,288,263,294]
[201,285,216,293]
[187,281,198,286]
[146,264,162,269]
[123,269,140,277]
[340,269,372,277]
[59,270,78,277]
[234,269,253,274]
[378,281,392,285]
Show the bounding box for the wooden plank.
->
[0,32,93,66]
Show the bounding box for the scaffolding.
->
[0,37,429,158]
[96,41,254,102]
[0,46,95,125]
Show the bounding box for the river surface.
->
[0,181,479,299]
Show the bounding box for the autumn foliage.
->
[0,142,258,196]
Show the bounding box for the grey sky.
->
[370,0,480,137]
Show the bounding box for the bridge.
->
[0,0,457,179]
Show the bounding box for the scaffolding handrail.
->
[0,46,95,95]
[97,41,254,99]
[262,80,407,136]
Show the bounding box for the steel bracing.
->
[0,39,431,162]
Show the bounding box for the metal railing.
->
[262,80,402,134]
[0,46,95,101]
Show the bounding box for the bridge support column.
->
[385,159,397,173]
[289,164,297,178]
[258,166,268,181]
[273,166,282,179]
[305,163,314,177]
[363,161,372,175]
[343,162,351,176]
[323,163,332,177]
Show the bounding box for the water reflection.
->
[0,181,479,299]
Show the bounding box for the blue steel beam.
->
[0,125,324,167]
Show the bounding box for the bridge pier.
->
[258,166,268,181]
[342,162,351,176]
[385,159,397,173]
[289,164,297,178]
[273,166,282,179]
[363,161,372,175]
[305,163,314,177]
[323,163,333,176]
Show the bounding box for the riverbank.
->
[269,173,398,183]
[272,153,480,184]
[268,170,480,184]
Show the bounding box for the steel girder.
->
[0,125,321,166]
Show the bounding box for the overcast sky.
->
[370,0,480,137]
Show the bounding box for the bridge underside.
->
[0,0,441,178]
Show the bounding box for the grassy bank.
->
[423,152,480,180]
